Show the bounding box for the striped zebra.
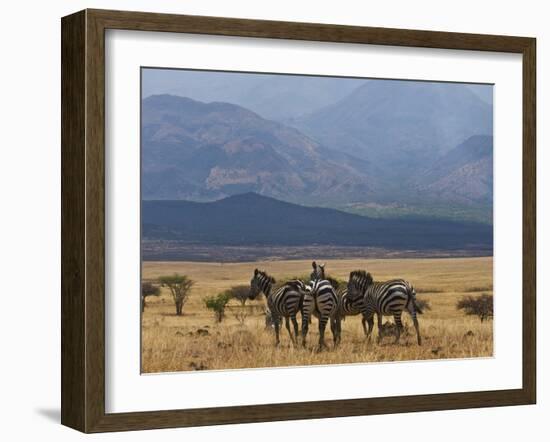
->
[312,262,368,338]
[310,261,325,281]
[336,287,369,337]
[303,262,340,348]
[347,270,423,345]
[248,269,306,346]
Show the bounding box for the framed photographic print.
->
[61,9,536,433]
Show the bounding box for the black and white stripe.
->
[336,287,369,337]
[347,270,422,345]
[311,262,368,338]
[249,268,305,346]
[310,261,326,281]
[303,262,340,348]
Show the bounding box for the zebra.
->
[311,261,341,290]
[248,269,306,346]
[311,261,368,338]
[347,270,423,345]
[302,262,340,348]
[336,287,369,337]
[310,261,325,281]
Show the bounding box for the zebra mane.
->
[349,270,373,285]
[254,268,275,283]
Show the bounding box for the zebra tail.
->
[407,288,423,314]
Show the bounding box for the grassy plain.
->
[141,257,493,373]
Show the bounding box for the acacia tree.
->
[159,274,194,316]
[457,294,493,322]
[141,281,160,312]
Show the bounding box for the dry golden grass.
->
[141,257,493,373]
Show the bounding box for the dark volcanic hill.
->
[142,94,377,204]
[142,193,492,250]
[291,80,493,172]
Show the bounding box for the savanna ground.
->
[141,257,493,373]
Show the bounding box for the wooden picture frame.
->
[61,8,536,433]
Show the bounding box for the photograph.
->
[140,68,494,373]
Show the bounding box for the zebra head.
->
[310,261,326,281]
[249,268,275,300]
[347,270,373,300]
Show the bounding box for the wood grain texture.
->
[61,8,537,433]
[61,10,86,432]
[522,38,537,402]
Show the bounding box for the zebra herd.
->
[248,261,423,349]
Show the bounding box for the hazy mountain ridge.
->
[142,94,378,203]
[290,80,493,171]
[414,135,493,205]
[142,70,367,120]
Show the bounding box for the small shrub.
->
[204,292,232,323]
[456,294,493,322]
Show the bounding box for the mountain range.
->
[142,193,492,251]
[142,69,366,121]
[290,80,493,171]
[413,135,493,206]
[141,78,493,222]
[142,94,378,205]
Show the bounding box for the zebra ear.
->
[271,276,276,283]
[320,263,325,269]
[312,261,317,269]
[366,272,373,284]
[254,268,259,276]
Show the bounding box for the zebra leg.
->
[273,315,281,347]
[301,295,314,347]
[412,313,421,345]
[393,312,403,344]
[301,312,309,347]
[336,315,342,345]
[365,315,374,341]
[407,303,422,345]
[291,315,299,345]
[361,315,368,337]
[376,313,383,344]
[318,316,328,350]
[330,317,339,347]
[284,316,295,345]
